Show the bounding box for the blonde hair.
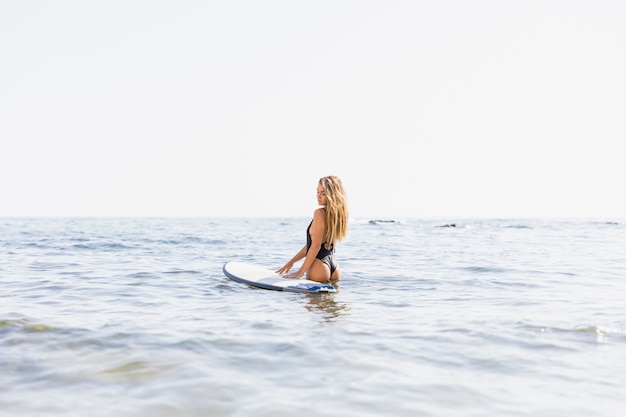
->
[319,176,348,248]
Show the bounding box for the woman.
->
[276,176,348,283]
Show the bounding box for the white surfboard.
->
[223,261,336,293]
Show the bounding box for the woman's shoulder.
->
[313,207,326,218]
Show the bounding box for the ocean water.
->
[1,217,625,417]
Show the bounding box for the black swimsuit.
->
[306,220,337,275]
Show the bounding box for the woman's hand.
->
[275,262,293,275]
[277,262,304,278]
[283,269,305,279]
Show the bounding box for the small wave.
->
[602,221,625,227]
[71,242,135,251]
[164,269,203,275]
[522,323,623,343]
[460,266,509,274]
[435,223,458,228]
[368,219,403,225]
[71,244,93,250]
[127,272,157,280]
[504,224,532,229]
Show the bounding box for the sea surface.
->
[1,217,625,417]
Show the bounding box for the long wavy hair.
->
[319,176,348,249]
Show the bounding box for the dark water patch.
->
[23,241,57,250]
[591,221,625,227]
[504,224,532,229]
[126,271,161,280]
[435,223,458,228]
[459,266,511,274]
[138,237,226,247]
[70,242,135,251]
[163,269,203,276]
[29,261,72,271]
[70,243,95,250]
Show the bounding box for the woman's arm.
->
[283,209,326,278]
[276,244,307,274]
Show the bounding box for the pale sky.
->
[1,1,625,219]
